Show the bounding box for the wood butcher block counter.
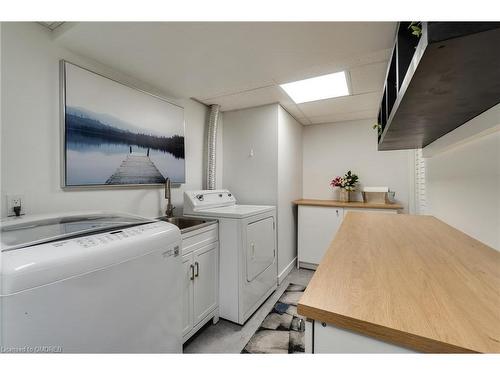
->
[297,212,500,353]
[293,199,403,210]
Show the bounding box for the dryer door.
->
[246,216,275,282]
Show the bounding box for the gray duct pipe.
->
[206,104,220,190]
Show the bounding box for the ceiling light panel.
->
[280,71,350,104]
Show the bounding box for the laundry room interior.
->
[1,2,499,368]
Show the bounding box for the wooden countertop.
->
[293,199,403,210]
[297,212,500,353]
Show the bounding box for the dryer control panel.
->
[184,189,236,214]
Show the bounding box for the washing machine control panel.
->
[55,222,166,248]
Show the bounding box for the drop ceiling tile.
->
[307,109,378,124]
[349,61,388,95]
[295,117,312,125]
[297,91,381,118]
[201,85,282,111]
[272,47,393,86]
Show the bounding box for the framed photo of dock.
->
[60,60,185,188]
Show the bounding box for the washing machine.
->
[0,211,182,353]
[184,190,277,325]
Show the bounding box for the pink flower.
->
[330,176,343,188]
[330,171,359,191]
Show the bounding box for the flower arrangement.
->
[330,171,359,192]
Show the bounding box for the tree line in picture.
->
[66,112,185,159]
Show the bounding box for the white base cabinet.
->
[181,223,219,344]
[298,205,398,268]
[298,206,343,268]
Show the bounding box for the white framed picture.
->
[61,60,185,187]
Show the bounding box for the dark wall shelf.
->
[396,22,419,89]
[386,51,397,116]
[378,22,500,151]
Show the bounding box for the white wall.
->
[1,22,210,219]
[277,106,302,279]
[302,119,412,211]
[426,130,500,250]
[222,104,303,279]
[222,104,278,205]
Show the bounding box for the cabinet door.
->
[298,206,344,265]
[182,252,194,337]
[193,242,219,325]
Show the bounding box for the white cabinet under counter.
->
[294,199,403,269]
[297,205,343,269]
[180,220,219,343]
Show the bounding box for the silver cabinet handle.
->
[190,264,195,280]
[194,261,199,277]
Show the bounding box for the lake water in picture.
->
[66,132,185,186]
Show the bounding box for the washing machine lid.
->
[0,216,180,295]
[190,205,275,219]
[0,211,152,252]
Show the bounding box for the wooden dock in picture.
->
[106,151,165,184]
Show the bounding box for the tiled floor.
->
[183,268,314,354]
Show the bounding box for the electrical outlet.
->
[7,194,26,216]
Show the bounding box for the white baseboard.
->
[278,257,297,285]
[298,261,317,271]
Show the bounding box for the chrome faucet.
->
[164,177,175,218]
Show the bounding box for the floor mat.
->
[241,283,306,354]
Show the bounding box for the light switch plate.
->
[7,194,26,216]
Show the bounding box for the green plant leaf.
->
[408,22,422,38]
